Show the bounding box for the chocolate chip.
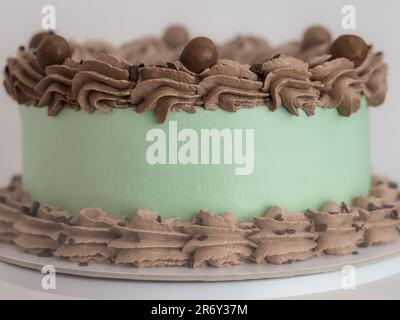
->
[286,229,296,234]
[330,34,369,67]
[79,262,89,267]
[314,224,328,232]
[157,215,162,223]
[19,45,25,51]
[20,206,30,215]
[352,223,362,232]
[249,63,263,77]
[329,211,340,215]
[274,214,284,221]
[391,210,399,220]
[57,233,68,244]
[389,182,398,189]
[341,202,350,213]
[128,63,144,82]
[166,62,177,70]
[180,37,218,73]
[352,251,359,255]
[27,201,40,217]
[273,53,281,59]
[36,35,72,68]
[197,235,208,241]
[37,249,52,257]
[357,242,369,248]
[367,203,379,211]
[0,196,6,204]
[274,230,285,235]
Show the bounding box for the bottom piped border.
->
[0,175,399,268]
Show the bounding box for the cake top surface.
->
[3,25,387,123]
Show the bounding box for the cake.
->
[1,25,399,268]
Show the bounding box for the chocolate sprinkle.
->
[197,235,208,241]
[341,202,350,213]
[357,242,369,248]
[274,230,285,235]
[128,63,144,82]
[28,201,41,217]
[390,210,399,220]
[352,223,362,232]
[367,203,379,211]
[37,249,52,257]
[157,215,162,223]
[352,251,359,255]
[314,224,328,232]
[274,214,284,221]
[57,233,68,244]
[286,229,296,234]
[166,62,177,70]
[79,262,89,267]
[389,182,398,189]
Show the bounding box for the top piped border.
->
[3,25,387,123]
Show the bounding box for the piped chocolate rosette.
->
[248,206,317,265]
[54,208,125,264]
[307,201,363,255]
[182,210,256,268]
[130,60,203,123]
[34,58,80,116]
[198,59,268,111]
[0,178,25,242]
[110,209,190,267]
[14,202,72,257]
[258,54,322,116]
[71,54,134,114]
[353,196,399,246]
[4,47,45,105]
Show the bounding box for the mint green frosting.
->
[19,100,371,221]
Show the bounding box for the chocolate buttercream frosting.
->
[260,55,321,116]
[310,56,363,116]
[71,54,134,113]
[3,26,389,123]
[307,201,363,255]
[249,206,317,264]
[199,59,268,111]
[182,210,256,268]
[131,61,203,123]
[0,175,399,267]
[353,196,399,246]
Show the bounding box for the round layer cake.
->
[1,25,397,268]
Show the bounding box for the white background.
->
[0,0,399,184]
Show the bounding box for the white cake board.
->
[1,241,400,299]
[1,240,400,282]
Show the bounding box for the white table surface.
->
[0,260,399,300]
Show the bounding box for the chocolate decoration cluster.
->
[36,34,72,68]
[330,34,369,67]
[179,37,218,73]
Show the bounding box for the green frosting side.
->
[19,100,371,221]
